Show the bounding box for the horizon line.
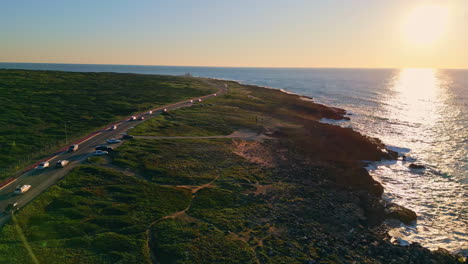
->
[0,61,466,71]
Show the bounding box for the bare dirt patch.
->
[245,183,274,196]
[232,140,276,168]
[133,129,272,141]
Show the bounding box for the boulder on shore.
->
[383,149,399,160]
[360,198,418,226]
[385,202,417,225]
[409,163,425,169]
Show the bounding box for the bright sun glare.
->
[403,5,450,45]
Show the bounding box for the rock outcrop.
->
[385,202,418,225]
[409,163,426,169]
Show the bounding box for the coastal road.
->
[0,78,227,224]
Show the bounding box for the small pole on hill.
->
[64,121,69,144]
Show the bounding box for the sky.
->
[1,0,467,69]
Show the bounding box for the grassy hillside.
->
[0,79,459,263]
[0,165,191,264]
[0,69,216,178]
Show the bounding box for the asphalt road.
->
[0,78,226,223]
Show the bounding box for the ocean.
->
[1,63,466,254]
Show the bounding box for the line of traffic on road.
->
[0,81,227,220]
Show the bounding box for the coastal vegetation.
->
[0,73,461,263]
[0,69,216,179]
[0,165,192,263]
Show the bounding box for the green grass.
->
[131,104,260,137]
[111,137,276,263]
[86,156,108,165]
[0,70,216,179]
[0,166,192,264]
[112,138,266,185]
[152,219,257,264]
[0,136,271,264]
[129,81,283,137]
[188,187,270,232]
[0,77,280,263]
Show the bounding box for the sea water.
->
[1,63,466,254]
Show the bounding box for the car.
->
[163,108,168,112]
[4,203,19,214]
[106,138,121,144]
[93,150,108,156]
[14,185,31,194]
[197,98,202,102]
[95,145,113,152]
[190,99,194,103]
[109,125,118,131]
[68,144,79,152]
[214,93,217,96]
[36,161,50,169]
[129,116,137,121]
[56,160,69,168]
[139,116,145,120]
[146,110,153,115]
[121,134,134,140]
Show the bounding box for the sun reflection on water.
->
[387,68,443,126]
[368,68,467,254]
[381,68,455,161]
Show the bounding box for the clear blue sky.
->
[1,0,466,68]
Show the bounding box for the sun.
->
[402,5,450,46]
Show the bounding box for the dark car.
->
[4,203,19,214]
[95,145,113,152]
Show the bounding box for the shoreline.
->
[209,77,465,257]
[251,81,465,257]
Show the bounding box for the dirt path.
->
[134,130,272,142]
[100,80,263,263]
[145,172,220,264]
[97,160,222,264]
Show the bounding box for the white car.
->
[56,160,69,168]
[68,144,79,152]
[214,93,217,96]
[129,116,137,121]
[147,110,153,115]
[197,98,202,102]
[14,185,31,194]
[36,161,50,169]
[139,116,145,120]
[93,150,108,156]
[190,100,194,103]
[106,138,121,144]
[163,108,168,112]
